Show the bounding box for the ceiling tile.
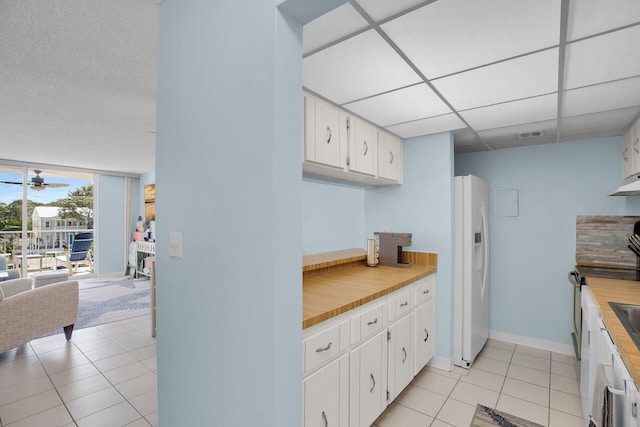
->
[564,26,640,90]
[303,4,369,55]
[567,2,640,42]
[342,83,451,126]
[560,108,640,140]
[478,119,557,147]
[385,113,466,139]
[432,49,558,111]
[459,94,557,131]
[357,0,426,22]
[303,29,421,105]
[381,0,560,78]
[564,76,640,118]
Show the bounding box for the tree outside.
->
[57,184,94,228]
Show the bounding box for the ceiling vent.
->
[518,130,544,139]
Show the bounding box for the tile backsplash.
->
[576,215,640,267]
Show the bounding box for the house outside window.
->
[45,221,50,228]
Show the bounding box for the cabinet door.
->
[351,118,376,176]
[632,119,640,177]
[378,131,402,182]
[388,313,414,402]
[624,126,635,179]
[415,298,434,373]
[350,331,387,427]
[304,354,349,427]
[314,97,342,168]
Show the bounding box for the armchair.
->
[0,278,79,354]
[0,254,20,282]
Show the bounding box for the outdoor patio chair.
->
[0,254,20,282]
[55,232,93,274]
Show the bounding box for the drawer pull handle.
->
[424,329,429,342]
[364,141,368,156]
[400,301,408,307]
[402,347,407,363]
[326,126,332,144]
[370,373,376,393]
[316,342,333,353]
[322,411,328,427]
[423,289,430,294]
[367,318,378,326]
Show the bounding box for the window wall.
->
[0,164,93,277]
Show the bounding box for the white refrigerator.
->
[453,175,490,368]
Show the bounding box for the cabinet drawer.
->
[304,321,347,374]
[415,276,434,306]
[351,303,384,345]
[389,289,412,322]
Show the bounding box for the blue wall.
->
[95,174,126,276]
[455,137,628,345]
[155,2,304,425]
[302,178,365,254]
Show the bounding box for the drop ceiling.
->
[303,0,640,153]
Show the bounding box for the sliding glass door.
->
[0,165,93,277]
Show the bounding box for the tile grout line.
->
[25,327,151,426]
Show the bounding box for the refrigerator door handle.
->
[480,199,489,295]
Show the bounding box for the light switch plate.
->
[169,232,183,258]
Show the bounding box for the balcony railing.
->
[0,228,93,274]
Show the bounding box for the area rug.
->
[47,276,151,335]
[470,404,544,427]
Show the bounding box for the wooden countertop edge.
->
[302,266,436,329]
[586,277,640,386]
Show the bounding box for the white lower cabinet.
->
[350,331,387,427]
[304,354,349,427]
[388,313,414,402]
[302,274,436,427]
[414,277,435,373]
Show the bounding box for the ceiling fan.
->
[0,170,70,191]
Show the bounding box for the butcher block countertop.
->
[586,277,640,386]
[303,249,437,329]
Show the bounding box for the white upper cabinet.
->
[350,117,376,176]
[623,116,640,180]
[304,92,343,168]
[378,130,403,183]
[303,90,402,186]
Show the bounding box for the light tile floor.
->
[373,339,585,427]
[1,319,584,427]
[0,315,157,427]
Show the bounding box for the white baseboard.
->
[489,330,575,356]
